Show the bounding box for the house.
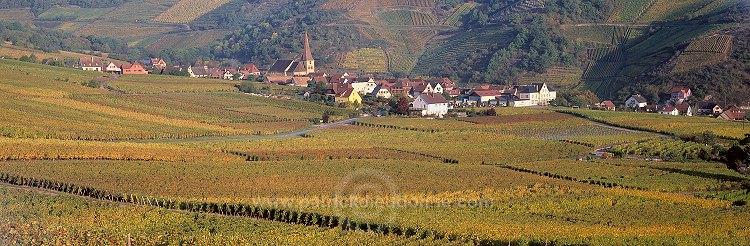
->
[208,68,223,79]
[223,70,235,80]
[698,102,723,115]
[658,106,679,116]
[242,64,261,76]
[445,89,461,98]
[188,66,208,78]
[718,106,746,121]
[429,82,444,95]
[79,57,103,72]
[351,78,377,95]
[435,78,455,91]
[334,88,362,105]
[643,104,658,113]
[291,77,309,87]
[626,95,648,108]
[676,104,693,116]
[371,84,392,99]
[104,62,121,73]
[266,32,315,78]
[469,90,503,105]
[410,93,449,117]
[513,83,557,106]
[671,87,692,101]
[497,95,533,107]
[601,100,616,111]
[150,58,167,69]
[121,62,148,75]
[411,82,434,97]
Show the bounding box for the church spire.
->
[302,31,313,62]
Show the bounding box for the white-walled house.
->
[658,106,679,116]
[513,83,557,106]
[496,95,533,107]
[469,90,503,105]
[410,94,449,117]
[104,62,121,73]
[676,104,693,116]
[430,82,444,95]
[371,84,392,99]
[79,57,103,72]
[351,78,377,95]
[625,95,648,108]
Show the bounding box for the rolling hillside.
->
[0,0,249,54]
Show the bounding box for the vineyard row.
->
[0,172,548,246]
[494,165,646,190]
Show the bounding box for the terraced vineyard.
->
[516,67,583,88]
[154,0,233,23]
[607,0,655,23]
[379,10,436,26]
[640,0,716,22]
[342,48,389,73]
[673,35,733,73]
[412,28,514,76]
[37,7,114,21]
[444,2,477,26]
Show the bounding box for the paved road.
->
[130,117,362,144]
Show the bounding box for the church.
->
[266,32,316,81]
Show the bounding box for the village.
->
[74,33,748,121]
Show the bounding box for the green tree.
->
[238,81,259,93]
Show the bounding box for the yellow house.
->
[335,88,362,105]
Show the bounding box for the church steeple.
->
[301,31,315,74]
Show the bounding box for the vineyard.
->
[444,2,477,26]
[412,28,514,76]
[74,22,177,40]
[0,9,33,24]
[3,23,750,242]
[607,0,654,23]
[142,29,229,53]
[611,138,718,161]
[154,0,232,23]
[37,7,114,21]
[558,108,750,140]
[639,0,718,22]
[673,34,733,73]
[507,159,744,192]
[379,10,436,26]
[516,67,583,88]
[107,74,239,94]
[342,48,389,73]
